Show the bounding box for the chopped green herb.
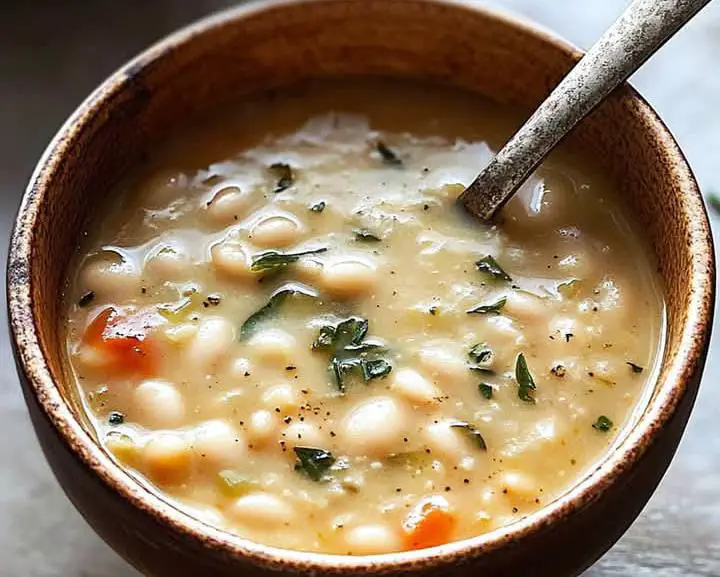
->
[312,317,391,391]
[468,343,494,367]
[450,422,487,451]
[309,201,326,213]
[312,325,337,350]
[515,353,537,404]
[331,357,362,393]
[334,317,369,348]
[375,141,403,166]
[269,162,294,193]
[467,296,506,315]
[157,294,198,321]
[353,229,382,242]
[250,247,328,272]
[626,362,644,374]
[78,290,95,307]
[478,383,494,400]
[239,286,317,340]
[217,470,256,497]
[361,358,392,380]
[707,193,720,214]
[108,411,125,426]
[475,255,512,281]
[592,415,613,432]
[294,447,336,481]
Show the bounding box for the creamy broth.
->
[64,80,664,554]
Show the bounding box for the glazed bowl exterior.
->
[7,1,714,576]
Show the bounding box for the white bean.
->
[249,212,305,248]
[262,383,300,412]
[211,239,256,280]
[320,259,377,299]
[189,317,235,368]
[142,432,192,485]
[80,253,140,300]
[341,396,407,456]
[344,524,402,554]
[391,368,442,405]
[133,380,186,429]
[282,422,324,447]
[503,291,545,323]
[497,470,539,502]
[144,243,191,282]
[423,420,467,459]
[247,410,278,446]
[246,328,296,363]
[191,420,246,468]
[416,345,468,382]
[205,185,253,226]
[230,492,296,527]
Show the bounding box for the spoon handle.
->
[460,0,711,221]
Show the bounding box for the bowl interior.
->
[9,0,713,571]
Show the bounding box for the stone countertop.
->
[0,1,718,575]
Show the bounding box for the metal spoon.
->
[459,0,712,221]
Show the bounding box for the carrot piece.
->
[402,495,456,550]
[82,307,164,377]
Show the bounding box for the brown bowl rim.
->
[7,0,715,572]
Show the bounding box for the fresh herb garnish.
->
[467,296,506,315]
[592,415,613,432]
[626,361,644,374]
[353,229,382,242]
[239,285,317,339]
[515,353,537,403]
[250,248,328,272]
[478,383,494,400]
[108,411,125,426]
[450,422,487,451]
[361,359,393,380]
[217,470,256,497]
[309,201,326,213]
[269,162,294,193]
[78,290,95,307]
[475,255,512,281]
[312,317,391,392]
[375,141,403,166]
[468,343,494,371]
[312,325,337,350]
[293,447,336,481]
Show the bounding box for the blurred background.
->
[1,1,718,575]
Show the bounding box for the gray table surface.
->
[1,1,718,575]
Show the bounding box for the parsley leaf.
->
[375,141,403,166]
[250,247,327,272]
[239,285,317,340]
[475,255,512,281]
[478,383,494,399]
[293,447,336,481]
[468,343,494,373]
[467,296,506,315]
[450,422,487,451]
[312,317,391,392]
[108,411,125,426]
[515,353,537,403]
[269,163,294,193]
[592,415,613,432]
[309,201,326,213]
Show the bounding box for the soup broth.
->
[64,80,664,554]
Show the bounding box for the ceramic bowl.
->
[7,1,715,576]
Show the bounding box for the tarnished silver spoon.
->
[460,0,712,221]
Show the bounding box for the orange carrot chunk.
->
[402,495,456,550]
[82,306,164,377]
